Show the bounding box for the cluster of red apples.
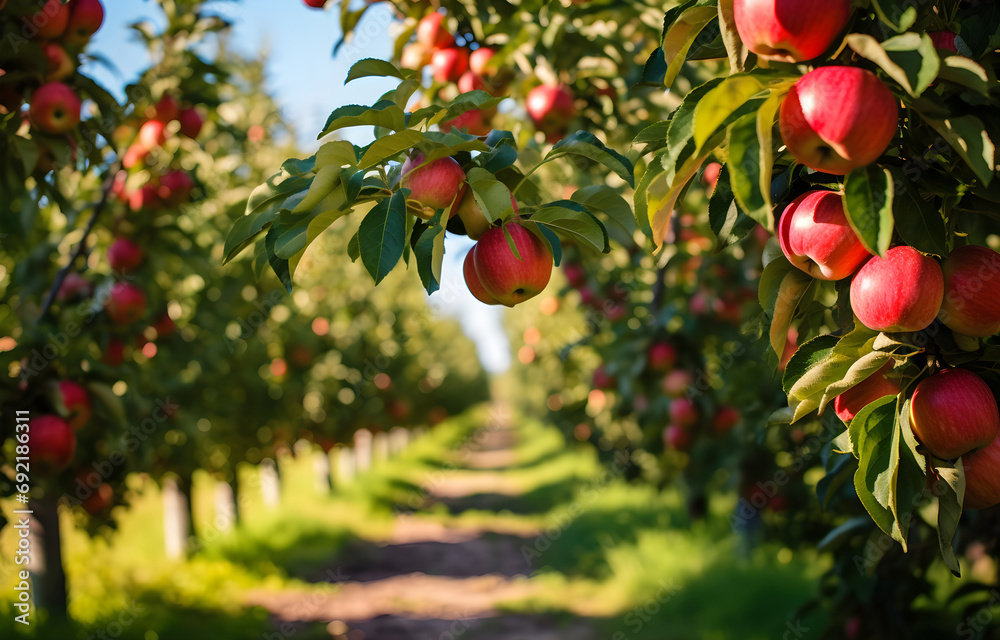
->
[738,0,1000,508]
[6,0,105,170]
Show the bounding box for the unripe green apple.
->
[850,246,943,333]
[456,190,516,240]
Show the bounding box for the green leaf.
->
[545,131,635,187]
[870,0,918,33]
[345,58,408,83]
[571,185,636,242]
[316,140,358,168]
[886,167,947,255]
[530,222,563,267]
[530,201,610,254]
[665,79,723,172]
[769,268,812,359]
[919,114,995,186]
[319,101,407,138]
[341,167,365,205]
[852,397,899,540]
[693,74,765,152]
[357,130,426,169]
[818,351,896,415]
[292,165,342,214]
[728,112,770,228]
[264,226,293,293]
[358,191,407,284]
[466,167,514,224]
[224,172,313,263]
[717,0,747,74]
[935,459,965,577]
[782,333,840,396]
[709,165,755,251]
[937,55,991,96]
[843,165,895,257]
[846,33,939,98]
[660,6,720,89]
[413,212,446,294]
[348,232,360,263]
[754,84,793,232]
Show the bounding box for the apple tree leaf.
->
[846,33,939,98]
[919,113,995,187]
[887,167,948,256]
[413,211,446,295]
[870,0,918,33]
[843,165,895,257]
[345,58,410,83]
[319,100,407,138]
[693,74,765,152]
[466,167,514,225]
[709,165,757,251]
[935,458,965,577]
[544,131,635,188]
[851,397,900,541]
[530,201,610,254]
[358,190,407,285]
[728,112,771,230]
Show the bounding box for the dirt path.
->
[245,425,600,640]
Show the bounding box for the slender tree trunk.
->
[260,458,281,508]
[214,480,237,533]
[163,476,191,559]
[28,496,68,620]
[354,429,373,473]
[313,451,331,494]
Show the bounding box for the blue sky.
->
[87,0,510,373]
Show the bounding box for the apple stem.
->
[38,161,120,324]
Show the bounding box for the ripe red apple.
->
[779,66,898,175]
[562,263,587,288]
[733,0,851,62]
[129,184,162,212]
[833,360,900,423]
[463,246,501,305]
[962,434,1000,509]
[157,169,195,205]
[303,0,327,7]
[136,118,168,150]
[30,415,76,471]
[712,406,741,434]
[178,107,204,138]
[416,12,454,50]
[778,190,871,281]
[400,152,466,219]
[457,70,486,93]
[102,338,124,366]
[29,82,81,134]
[938,245,1000,337]
[107,237,144,273]
[400,43,430,70]
[82,482,114,514]
[850,246,944,332]
[430,47,469,83]
[455,189,514,240]
[152,313,176,338]
[105,282,147,325]
[469,47,496,75]
[929,30,958,53]
[43,42,75,82]
[526,85,575,136]
[663,424,691,450]
[647,341,677,371]
[662,370,693,397]
[63,0,105,44]
[33,0,72,39]
[57,272,91,301]
[440,108,493,136]
[701,162,721,192]
[56,380,91,430]
[669,397,699,427]
[473,222,553,307]
[153,94,180,122]
[910,369,1000,460]
[592,365,616,390]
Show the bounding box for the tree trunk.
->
[313,450,331,494]
[163,476,191,559]
[373,431,389,465]
[354,429,373,473]
[214,480,237,533]
[260,458,281,508]
[335,446,355,485]
[27,496,68,620]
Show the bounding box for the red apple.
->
[82,482,113,514]
[712,406,741,434]
[43,42,75,82]
[962,433,1000,509]
[647,341,677,371]
[178,107,204,138]
[938,245,1000,337]
[56,380,91,430]
[129,184,162,212]
[29,82,81,134]
[670,397,699,427]
[121,142,148,169]
[662,370,693,397]
[526,85,575,136]
[455,189,514,240]
[33,0,71,39]
[779,66,898,175]
[63,0,105,44]
[929,30,958,53]
[57,272,92,301]
[400,152,466,219]
[303,0,327,7]
[457,70,486,93]
[105,282,147,325]
[469,47,496,76]
[733,0,851,62]
[473,222,553,307]
[136,118,168,150]
[102,338,124,366]
[416,12,455,50]
[562,263,586,288]
[30,415,76,471]
[157,169,195,205]
[664,424,691,450]
[592,365,616,390]
[910,368,1000,460]
[701,162,721,192]
[107,237,144,273]
[152,313,176,338]
[833,360,900,423]
[400,43,430,70]
[430,47,469,83]
[153,94,180,122]
[778,190,871,281]
[440,108,493,136]
[463,246,501,305]
[850,246,944,332]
